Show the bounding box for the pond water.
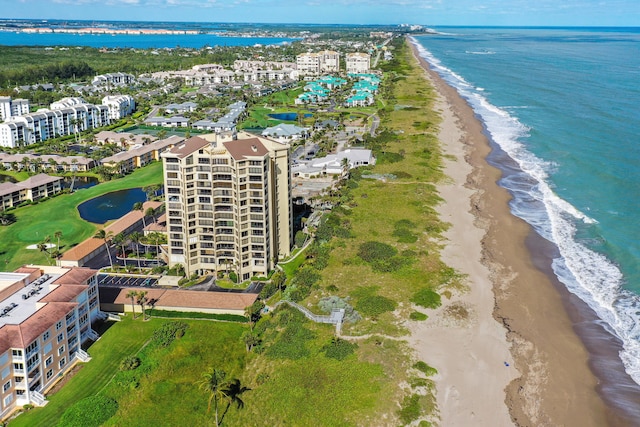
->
[77,188,147,224]
[268,112,313,121]
[63,176,99,191]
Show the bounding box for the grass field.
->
[0,162,163,271]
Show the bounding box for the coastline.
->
[406,39,617,426]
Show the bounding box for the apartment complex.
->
[0,96,135,148]
[161,132,292,280]
[346,53,371,74]
[0,266,101,418]
[0,174,63,211]
[296,51,340,75]
[0,97,29,122]
[102,95,136,120]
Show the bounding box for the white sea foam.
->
[410,37,640,385]
[465,50,497,55]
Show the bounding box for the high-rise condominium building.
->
[162,132,292,281]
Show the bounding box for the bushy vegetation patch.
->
[119,356,141,372]
[356,294,397,317]
[397,393,422,425]
[357,241,397,263]
[284,266,321,302]
[321,337,358,360]
[409,311,428,321]
[58,395,118,427]
[264,310,316,360]
[151,321,189,347]
[411,288,442,309]
[393,219,419,243]
[413,361,438,377]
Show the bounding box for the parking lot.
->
[98,274,158,288]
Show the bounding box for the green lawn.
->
[0,162,163,271]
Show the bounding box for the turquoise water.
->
[413,28,640,385]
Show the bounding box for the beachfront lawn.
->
[0,162,163,271]
[9,316,247,427]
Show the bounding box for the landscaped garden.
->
[0,162,163,271]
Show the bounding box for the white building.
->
[318,50,340,73]
[0,266,101,418]
[102,95,136,120]
[91,72,135,87]
[346,53,371,74]
[296,51,341,75]
[0,97,29,122]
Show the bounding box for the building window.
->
[57,333,64,343]
[45,356,53,368]
[3,381,10,392]
[14,377,23,384]
[58,346,65,356]
[1,367,9,380]
[56,321,63,330]
[43,343,52,354]
[12,363,22,371]
[11,350,22,357]
[59,358,66,369]
[16,390,24,396]
[46,370,53,380]
[3,394,12,407]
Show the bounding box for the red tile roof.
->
[167,136,210,158]
[223,138,268,160]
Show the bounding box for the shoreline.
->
[406,38,620,425]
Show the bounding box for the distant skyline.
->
[0,0,638,26]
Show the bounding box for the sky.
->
[1,0,639,26]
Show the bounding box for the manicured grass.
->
[9,317,247,427]
[0,162,163,271]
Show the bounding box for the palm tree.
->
[220,379,250,424]
[125,290,138,318]
[146,231,165,261]
[129,231,143,269]
[94,229,114,269]
[54,230,62,253]
[133,202,146,228]
[37,241,53,265]
[145,207,156,224]
[136,290,148,320]
[112,232,128,267]
[199,368,229,427]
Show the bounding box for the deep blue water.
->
[268,113,313,121]
[0,32,296,48]
[77,188,146,224]
[413,27,640,385]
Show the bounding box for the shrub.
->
[397,394,422,425]
[59,395,118,427]
[259,282,277,300]
[357,241,397,263]
[294,230,307,247]
[322,337,358,360]
[119,356,141,371]
[356,294,396,317]
[409,311,428,321]
[413,361,438,377]
[229,271,238,283]
[152,321,189,347]
[411,288,442,309]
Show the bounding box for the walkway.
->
[273,300,345,334]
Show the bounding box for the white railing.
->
[30,390,48,407]
[74,349,91,363]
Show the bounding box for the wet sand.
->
[406,38,632,426]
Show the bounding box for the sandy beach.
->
[406,39,622,426]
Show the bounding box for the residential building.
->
[102,95,136,120]
[292,148,376,178]
[0,154,96,173]
[346,53,371,73]
[101,135,184,174]
[0,97,29,122]
[296,52,321,75]
[91,72,135,87]
[0,266,101,417]
[0,174,63,211]
[161,132,292,279]
[143,116,190,128]
[318,50,340,73]
[261,124,309,143]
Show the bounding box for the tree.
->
[112,232,128,266]
[241,331,260,353]
[129,231,143,269]
[37,241,53,265]
[125,290,138,318]
[136,290,148,320]
[199,368,229,427]
[271,270,286,293]
[145,207,156,224]
[244,300,265,331]
[220,379,251,424]
[133,202,146,228]
[0,212,16,226]
[94,229,114,269]
[54,230,62,254]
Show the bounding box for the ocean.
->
[412,26,640,405]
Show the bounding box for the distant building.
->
[91,72,135,87]
[261,123,309,143]
[0,174,63,211]
[346,53,371,73]
[0,97,29,122]
[292,148,376,178]
[161,132,292,279]
[102,95,135,120]
[296,51,340,75]
[0,266,101,416]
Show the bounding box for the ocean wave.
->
[409,37,640,385]
[465,50,497,55]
